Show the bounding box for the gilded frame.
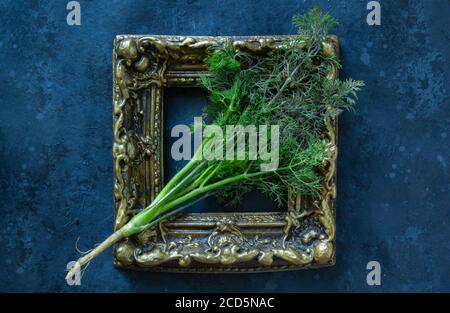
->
[112,35,339,272]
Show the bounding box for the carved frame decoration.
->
[112,35,339,272]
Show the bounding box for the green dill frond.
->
[205,41,240,74]
[198,6,364,207]
[292,5,337,43]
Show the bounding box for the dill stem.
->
[152,170,270,216]
[65,229,125,281]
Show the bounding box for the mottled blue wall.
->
[0,0,449,292]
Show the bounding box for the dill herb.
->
[66,6,364,280]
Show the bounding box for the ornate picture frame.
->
[112,35,339,272]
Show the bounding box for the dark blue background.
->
[0,0,449,292]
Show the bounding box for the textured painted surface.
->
[0,0,449,292]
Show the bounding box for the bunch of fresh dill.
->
[66,6,364,280]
